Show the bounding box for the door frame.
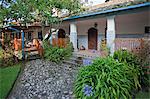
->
[88,27,98,50]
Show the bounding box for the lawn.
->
[0,64,21,99]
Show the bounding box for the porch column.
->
[70,22,78,51]
[107,16,116,55]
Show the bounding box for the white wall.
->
[78,34,105,50]
[116,11,149,34]
[77,18,106,50]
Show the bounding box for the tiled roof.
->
[64,2,150,21]
[83,0,148,14]
[88,0,136,10]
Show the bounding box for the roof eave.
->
[63,2,150,21]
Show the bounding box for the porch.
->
[73,37,145,58]
[56,5,149,55]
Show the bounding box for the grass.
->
[0,64,21,99]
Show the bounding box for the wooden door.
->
[88,28,98,50]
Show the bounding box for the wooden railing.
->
[115,38,143,53]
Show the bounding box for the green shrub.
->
[113,50,140,66]
[63,42,73,59]
[0,48,3,66]
[0,48,14,67]
[43,40,73,63]
[74,57,141,99]
[113,50,142,89]
[137,39,150,88]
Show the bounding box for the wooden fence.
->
[52,38,68,48]
[115,38,144,53]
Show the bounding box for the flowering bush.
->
[74,57,141,99]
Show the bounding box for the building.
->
[56,0,149,54]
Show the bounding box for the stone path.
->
[9,59,80,99]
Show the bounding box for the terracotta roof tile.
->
[83,0,148,14]
[87,0,147,11]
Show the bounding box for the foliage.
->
[135,90,150,99]
[0,46,15,67]
[0,48,3,59]
[74,57,141,99]
[113,49,140,67]
[0,64,21,99]
[137,39,150,87]
[0,36,15,67]
[0,48,3,65]
[113,50,142,89]
[43,40,73,63]
[0,0,82,27]
[63,42,74,59]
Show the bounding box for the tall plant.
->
[74,57,141,99]
[137,39,150,87]
[113,50,142,89]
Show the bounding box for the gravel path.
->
[9,59,80,99]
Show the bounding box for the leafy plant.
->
[137,39,150,88]
[0,43,15,67]
[43,40,73,63]
[113,50,142,89]
[0,48,3,66]
[74,57,141,99]
[63,42,73,59]
[113,50,140,66]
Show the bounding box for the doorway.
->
[57,29,66,47]
[88,27,98,50]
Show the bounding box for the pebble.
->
[8,59,80,99]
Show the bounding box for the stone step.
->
[63,55,84,65]
[72,54,99,66]
[72,53,97,60]
[63,60,79,66]
[27,55,41,60]
[69,57,83,63]
[63,54,96,66]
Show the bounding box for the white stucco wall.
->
[76,18,106,50]
[78,34,105,50]
[116,11,149,34]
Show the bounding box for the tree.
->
[0,0,82,32]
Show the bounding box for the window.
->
[28,32,32,40]
[145,26,150,34]
[38,31,43,40]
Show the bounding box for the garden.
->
[73,40,150,99]
[42,38,150,98]
[0,0,149,98]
